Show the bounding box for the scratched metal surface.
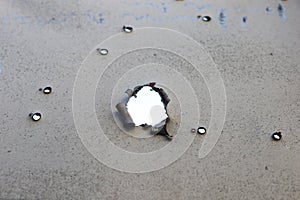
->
[0,0,300,199]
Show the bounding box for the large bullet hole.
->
[116,82,172,140]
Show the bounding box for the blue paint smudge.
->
[122,13,197,22]
[121,1,171,14]
[122,1,161,10]
[266,7,272,12]
[235,7,242,12]
[0,4,288,28]
[162,3,167,13]
[241,16,248,27]
[183,2,212,11]
[218,9,227,29]
[0,10,105,26]
[197,4,212,11]
[278,3,286,20]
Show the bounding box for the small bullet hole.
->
[97,48,108,55]
[43,87,52,94]
[272,132,282,141]
[197,127,206,134]
[123,25,133,33]
[30,112,42,122]
[202,16,211,22]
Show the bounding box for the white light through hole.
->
[33,115,40,121]
[126,86,168,127]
